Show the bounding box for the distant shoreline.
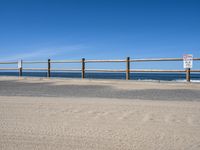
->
[0,75,200,83]
[0,72,200,82]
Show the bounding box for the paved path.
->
[0,77,200,101]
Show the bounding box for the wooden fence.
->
[0,57,200,82]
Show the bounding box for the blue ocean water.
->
[0,71,199,82]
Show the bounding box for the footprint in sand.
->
[118,112,134,120]
[87,111,111,119]
[187,116,200,126]
[164,115,171,123]
[142,113,155,122]
[186,142,200,150]
[86,111,103,118]
[187,117,194,125]
[165,114,187,125]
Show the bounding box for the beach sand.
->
[0,77,200,150]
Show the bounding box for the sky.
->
[0,0,200,69]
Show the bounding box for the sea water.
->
[0,71,199,82]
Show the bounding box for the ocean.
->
[0,71,200,82]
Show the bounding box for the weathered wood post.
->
[126,57,130,80]
[186,68,191,82]
[18,60,23,77]
[47,59,51,77]
[82,58,85,79]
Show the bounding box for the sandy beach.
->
[0,77,200,150]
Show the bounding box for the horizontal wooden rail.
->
[190,70,200,72]
[2,58,199,64]
[85,69,125,72]
[85,60,126,63]
[3,68,197,73]
[130,69,200,73]
[23,61,47,64]
[23,68,82,71]
[130,69,186,72]
[131,70,200,72]
[51,60,81,63]
[0,62,18,64]
[130,58,200,62]
[0,68,199,73]
[51,69,81,71]
[23,68,47,71]
[0,68,18,70]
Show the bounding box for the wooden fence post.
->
[18,60,23,77]
[82,58,85,79]
[47,59,51,77]
[186,68,191,82]
[126,57,130,80]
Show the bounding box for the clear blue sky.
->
[0,0,200,69]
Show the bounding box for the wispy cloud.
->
[0,44,87,61]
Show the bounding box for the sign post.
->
[18,60,23,77]
[183,54,193,82]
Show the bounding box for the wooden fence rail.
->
[0,57,200,82]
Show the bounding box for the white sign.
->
[18,60,22,69]
[183,54,193,69]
